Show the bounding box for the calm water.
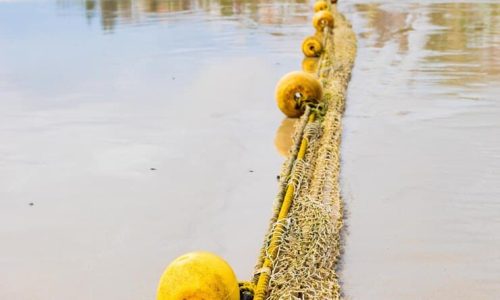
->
[0,1,309,299]
[341,1,500,299]
[0,0,499,299]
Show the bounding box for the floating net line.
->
[252,6,357,299]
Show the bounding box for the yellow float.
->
[312,10,334,32]
[313,0,328,12]
[302,35,323,57]
[275,71,323,118]
[156,251,240,300]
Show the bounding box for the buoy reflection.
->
[274,117,298,157]
[302,57,319,74]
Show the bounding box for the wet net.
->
[252,6,357,299]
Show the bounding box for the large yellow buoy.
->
[313,0,328,12]
[302,57,319,74]
[156,251,240,300]
[312,10,334,32]
[302,35,323,57]
[275,71,323,118]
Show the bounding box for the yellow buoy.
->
[275,71,323,118]
[302,35,323,57]
[156,251,240,300]
[302,57,319,74]
[313,0,328,12]
[312,10,334,32]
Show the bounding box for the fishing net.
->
[252,6,357,299]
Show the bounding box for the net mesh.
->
[253,6,357,299]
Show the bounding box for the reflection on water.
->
[423,3,500,86]
[61,0,309,31]
[274,117,297,157]
[301,56,319,74]
[342,1,500,299]
[354,2,499,87]
[355,3,412,52]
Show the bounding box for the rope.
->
[253,11,333,280]
[252,13,333,300]
[251,3,357,299]
[316,26,330,78]
[252,106,312,283]
[253,112,316,300]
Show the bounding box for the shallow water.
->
[341,1,500,299]
[0,1,311,299]
[0,0,499,299]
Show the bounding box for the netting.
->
[252,6,357,299]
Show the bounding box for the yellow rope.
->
[253,113,316,300]
[252,106,312,284]
[252,21,331,287]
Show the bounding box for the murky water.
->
[0,0,499,299]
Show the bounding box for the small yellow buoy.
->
[275,71,323,118]
[302,35,323,57]
[156,251,240,300]
[313,0,328,12]
[312,10,334,32]
[301,57,320,74]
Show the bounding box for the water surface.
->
[0,1,311,299]
[341,1,500,299]
[0,0,499,299]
